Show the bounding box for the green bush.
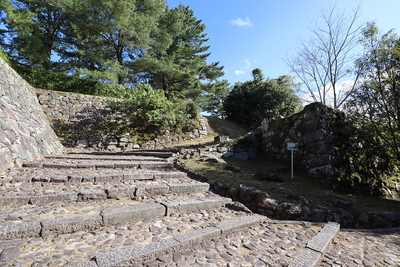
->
[224,72,302,128]
[109,84,196,135]
[331,113,394,196]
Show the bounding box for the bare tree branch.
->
[286,4,364,108]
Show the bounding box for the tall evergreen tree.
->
[61,0,165,84]
[137,5,225,100]
[0,0,71,69]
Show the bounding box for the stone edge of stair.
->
[2,171,188,186]
[67,214,269,267]
[0,195,227,240]
[0,180,209,207]
[288,222,340,267]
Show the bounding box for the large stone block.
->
[135,185,169,196]
[41,215,102,236]
[168,183,209,194]
[101,203,165,225]
[0,222,41,240]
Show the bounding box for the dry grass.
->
[185,156,400,214]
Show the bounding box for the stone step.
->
[0,206,251,266]
[45,154,169,162]
[0,196,231,241]
[0,180,210,207]
[39,160,174,170]
[2,168,188,185]
[86,220,339,267]
[81,150,177,159]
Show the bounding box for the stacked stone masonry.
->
[260,102,336,181]
[0,58,63,172]
[36,89,208,151]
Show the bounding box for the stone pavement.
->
[320,228,400,267]
[0,151,398,267]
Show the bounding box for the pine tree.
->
[138,5,225,100]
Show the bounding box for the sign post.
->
[287,142,298,179]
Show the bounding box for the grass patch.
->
[185,156,400,214]
[204,116,248,138]
[170,116,248,147]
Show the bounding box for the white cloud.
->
[234,58,252,76]
[235,70,245,75]
[229,17,253,27]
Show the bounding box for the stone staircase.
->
[0,151,340,267]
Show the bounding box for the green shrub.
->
[109,84,197,135]
[331,114,394,196]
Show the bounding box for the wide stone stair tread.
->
[0,187,220,221]
[22,153,174,170]
[0,179,209,207]
[87,220,326,267]
[0,208,254,266]
[3,168,188,185]
[67,150,176,159]
[0,194,231,241]
[39,159,174,170]
[45,154,169,162]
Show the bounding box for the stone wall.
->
[0,59,63,172]
[36,89,208,151]
[260,102,337,182]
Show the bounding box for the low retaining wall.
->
[36,89,207,151]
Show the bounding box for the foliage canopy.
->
[224,69,302,128]
[0,0,226,112]
[345,22,400,163]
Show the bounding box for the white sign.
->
[287,142,298,151]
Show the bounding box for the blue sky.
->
[166,0,400,86]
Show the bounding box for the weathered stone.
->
[0,222,41,240]
[226,202,252,213]
[163,198,231,216]
[29,193,78,205]
[101,203,165,225]
[234,152,249,160]
[77,190,107,202]
[106,188,136,200]
[135,184,169,196]
[41,216,102,236]
[0,196,30,206]
[224,164,241,172]
[276,202,303,219]
[288,248,322,267]
[257,198,278,211]
[306,222,340,254]
[168,183,209,194]
[0,58,63,172]
[0,247,21,262]
[356,213,370,229]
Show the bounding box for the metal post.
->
[291,150,294,179]
[287,142,297,179]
